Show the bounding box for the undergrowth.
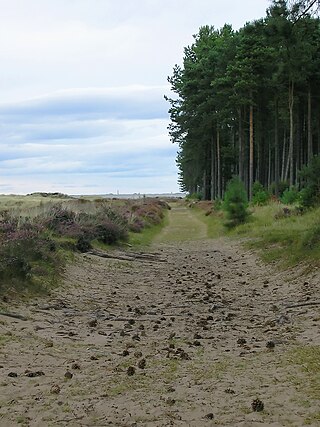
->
[0,197,170,296]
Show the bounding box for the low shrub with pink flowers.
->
[0,197,170,294]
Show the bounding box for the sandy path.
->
[0,207,319,426]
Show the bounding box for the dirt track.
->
[0,206,319,426]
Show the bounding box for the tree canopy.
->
[166,0,320,199]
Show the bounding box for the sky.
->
[0,0,270,195]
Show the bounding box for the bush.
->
[281,186,299,204]
[301,222,320,250]
[186,192,202,201]
[95,220,128,245]
[299,155,320,208]
[223,177,250,228]
[0,228,59,291]
[252,181,270,206]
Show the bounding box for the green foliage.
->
[213,198,223,211]
[223,177,249,228]
[299,155,320,208]
[186,192,203,201]
[166,3,320,200]
[281,186,299,204]
[0,226,61,293]
[252,181,270,205]
[236,204,320,266]
[301,221,320,250]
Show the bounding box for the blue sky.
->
[0,0,269,195]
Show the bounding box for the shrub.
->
[223,177,250,228]
[0,228,59,291]
[76,235,92,252]
[299,155,320,208]
[95,220,128,244]
[186,192,202,201]
[301,222,320,250]
[40,204,76,235]
[252,181,270,206]
[213,198,223,211]
[281,186,299,205]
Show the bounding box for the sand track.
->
[0,207,319,426]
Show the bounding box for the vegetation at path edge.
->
[0,196,170,296]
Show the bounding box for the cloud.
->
[0,85,178,193]
[0,0,270,194]
[0,86,169,120]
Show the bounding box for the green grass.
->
[129,212,169,247]
[285,345,320,424]
[201,201,320,267]
[154,205,207,243]
[192,207,224,239]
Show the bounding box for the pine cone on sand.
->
[251,398,264,412]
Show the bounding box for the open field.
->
[0,203,319,426]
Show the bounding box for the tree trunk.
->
[217,127,221,199]
[274,99,279,197]
[281,130,287,182]
[249,103,254,200]
[308,84,313,163]
[268,143,272,188]
[288,80,294,187]
[203,169,207,200]
[238,107,244,182]
[210,134,215,200]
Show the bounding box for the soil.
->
[0,206,319,426]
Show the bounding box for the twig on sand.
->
[54,416,84,423]
[285,301,320,309]
[0,311,28,321]
[87,249,167,263]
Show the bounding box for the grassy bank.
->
[194,201,320,267]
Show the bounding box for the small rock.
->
[64,371,73,379]
[266,341,275,349]
[194,333,203,340]
[166,397,176,406]
[205,413,214,420]
[225,388,235,394]
[71,363,81,370]
[138,358,146,369]
[8,372,18,378]
[122,350,130,357]
[132,334,140,341]
[127,366,135,376]
[88,319,98,327]
[237,338,247,345]
[50,384,61,394]
[134,351,143,358]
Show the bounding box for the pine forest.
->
[166,0,320,200]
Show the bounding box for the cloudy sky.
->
[0,0,270,195]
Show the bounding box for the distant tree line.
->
[166,0,320,200]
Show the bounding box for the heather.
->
[0,197,170,294]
